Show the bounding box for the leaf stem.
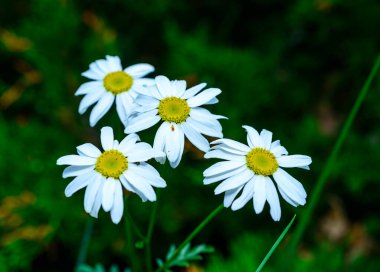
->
[289,54,380,253]
[155,204,224,272]
[75,218,94,270]
[256,215,297,272]
[145,191,160,272]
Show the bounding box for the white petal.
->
[100,126,114,151]
[186,117,223,138]
[119,174,136,193]
[115,95,127,126]
[135,85,163,100]
[133,78,156,87]
[190,107,227,121]
[266,179,281,221]
[231,180,255,211]
[118,133,140,154]
[123,171,156,201]
[102,178,116,212]
[105,55,122,71]
[84,173,102,213]
[181,83,207,99]
[155,75,173,97]
[119,92,137,117]
[89,92,115,127]
[253,175,267,214]
[153,122,168,164]
[124,64,155,78]
[64,171,94,197]
[82,69,104,80]
[204,97,219,105]
[75,81,103,96]
[124,110,160,133]
[223,185,244,208]
[214,169,254,195]
[260,129,273,150]
[90,177,105,218]
[134,94,159,108]
[62,165,94,178]
[181,122,210,152]
[78,88,105,114]
[189,111,223,133]
[277,155,312,169]
[164,123,184,168]
[211,139,250,153]
[203,160,246,177]
[272,168,307,205]
[204,165,246,185]
[57,155,96,166]
[127,142,165,162]
[171,80,186,97]
[204,150,245,162]
[187,88,221,107]
[242,125,263,148]
[277,186,298,207]
[77,143,101,158]
[110,181,124,224]
[128,164,166,188]
[271,145,288,157]
[96,59,114,73]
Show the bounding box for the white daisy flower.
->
[124,75,226,168]
[76,55,155,127]
[203,125,312,221]
[56,127,166,224]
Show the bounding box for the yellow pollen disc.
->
[103,71,133,95]
[95,150,128,178]
[158,96,190,123]
[246,148,278,176]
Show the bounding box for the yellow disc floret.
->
[246,148,278,176]
[103,71,133,95]
[158,96,190,123]
[95,150,128,178]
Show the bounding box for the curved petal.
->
[110,181,124,224]
[64,171,94,197]
[266,178,281,221]
[223,185,244,208]
[214,169,254,195]
[118,133,140,154]
[75,81,103,96]
[123,171,156,202]
[89,92,115,127]
[277,155,312,169]
[100,126,114,151]
[124,63,154,78]
[153,122,168,164]
[171,80,186,97]
[181,83,207,99]
[242,125,263,148]
[211,139,250,153]
[204,150,245,162]
[127,142,165,162]
[272,168,307,205]
[84,173,102,213]
[181,121,209,152]
[124,110,160,133]
[57,155,96,166]
[155,75,173,97]
[203,160,246,177]
[260,129,273,150]
[90,177,105,218]
[204,165,246,185]
[187,88,221,107]
[253,175,266,214]
[186,117,223,138]
[78,88,105,114]
[105,55,122,71]
[128,163,166,188]
[77,143,102,158]
[62,165,94,178]
[231,180,255,211]
[102,178,116,212]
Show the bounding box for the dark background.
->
[0,0,379,271]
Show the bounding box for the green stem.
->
[289,54,380,253]
[124,198,141,272]
[145,191,160,272]
[75,218,94,270]
[155,204,224,272]
[256,215,297,272]
[124,206,145,241]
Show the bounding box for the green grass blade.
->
[256,214,297,272]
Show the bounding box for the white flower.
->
[57,127,166,224]
[76,55,155,127]
[125,75,226,168]
[203,125,312,221]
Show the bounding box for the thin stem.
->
[145,191,160,272]
[75,218,94,270]
[289,54,380,253]
[155,204,224,272]
[256,215,297,272]
[124,207,145,241]
[124,198,140,272]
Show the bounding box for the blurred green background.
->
[1,0,380,271]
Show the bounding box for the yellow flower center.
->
[158,97,190,123]
[95,150,128,178]
[246,148,278,176]
[103,71,133,95]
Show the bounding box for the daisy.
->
[124,75,226,168]
[203,125,312,221]
[56,127,166,224]
[76,55,155,127]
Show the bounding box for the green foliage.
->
[77,263,130,272]
[0,0,379,271]
[156,243,214,271]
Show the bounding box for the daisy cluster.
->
[57,55,312,223]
